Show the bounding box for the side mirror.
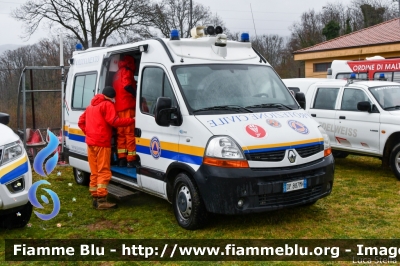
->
[154,97,182,127]
[0,112,10,125]
[357,101,371,112]
[295,92,306,109]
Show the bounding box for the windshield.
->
[172,65,298,114]
[369,85,400,110]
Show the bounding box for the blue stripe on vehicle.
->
[136,144,203,165]
[0,162,29,184]
[68,134,85,143]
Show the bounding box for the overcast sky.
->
[0,0,355,46]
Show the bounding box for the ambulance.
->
[64,26,334,230]
[327,56,400,81]
[0,112,33,229]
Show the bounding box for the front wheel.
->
[172,173,208,230]
[73,168,90,186]
[390,144,400,180]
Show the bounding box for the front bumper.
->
[193,155,335,214]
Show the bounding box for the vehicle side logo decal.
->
[150,137,161,159]
[288,120,309,134]
[245,124,267,138]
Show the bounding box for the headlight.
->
[1,140,24,166]
[205,136,244,159]
[318,126,332,157]
[204,136,249,168]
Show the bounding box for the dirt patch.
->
[87,219,116,231]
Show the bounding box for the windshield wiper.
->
[245,103,293,110]
[384,105,400,110]
[193,105,253,113]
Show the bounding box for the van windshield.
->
[172,65,298,114]
[369,85,400,110]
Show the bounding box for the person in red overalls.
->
[113,55,138,168]
[78,86,134,209]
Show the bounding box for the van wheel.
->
[73,168,90,186]
[332,150,349,159]
[390,144,400,180]
[173,173,208,230]
[0,202,32,229]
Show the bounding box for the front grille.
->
[246,150,285,162]
[296,144,323,158]
[258,185,322,206]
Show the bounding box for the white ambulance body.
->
[0,113,32,229]
[64,29,334,229]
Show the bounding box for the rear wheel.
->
[73,168,90,186]
[332,150,349,159]
[173,173,208,230]
[0,202,32,229]
[390,144,400,180]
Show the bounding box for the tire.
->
[390,144,400,180]
[0,202,33,229]
[332,150,349,159]
[73,167,90,186]
[172,173,208,230]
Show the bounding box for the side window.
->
[140,67,177,115]
[313,88,339,110]
[72,73,97,109]
[341,88,370,111]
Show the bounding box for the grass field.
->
[1,155,399,266]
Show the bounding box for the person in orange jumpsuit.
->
[113,55,138,168]
[78,86,134,209]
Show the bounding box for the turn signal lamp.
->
[170,29,180,40]
[241,32,250,42]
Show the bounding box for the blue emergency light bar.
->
[170,29,180,40]
[241,33,250,42]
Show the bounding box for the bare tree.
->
[12,0,155,49]
[153,0,228,38]
[252,35,285,68]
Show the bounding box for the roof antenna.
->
[250,4,257,39]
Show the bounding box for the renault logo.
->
[288,150,296,163]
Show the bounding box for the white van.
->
[282,78,400,180]
[0,113,33,229]
[64,28,334,230]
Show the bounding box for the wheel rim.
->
[75,169,85,183]
[395,150,400,173]
[176,185,192,220]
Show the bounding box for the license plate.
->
[283,179,307,193]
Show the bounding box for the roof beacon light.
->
[241,32,250,42]
[215,34,227,47]
[350,73,356,79]
[170,29,180,40]
[379,73,385,79]
[75,43,83,50]
[191,26,205,39]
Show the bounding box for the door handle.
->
[135,128,142,137]
[339,116,346,119]
[311,114,316,117]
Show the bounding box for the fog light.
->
[6,176,25,193]
[238,199,244,207]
